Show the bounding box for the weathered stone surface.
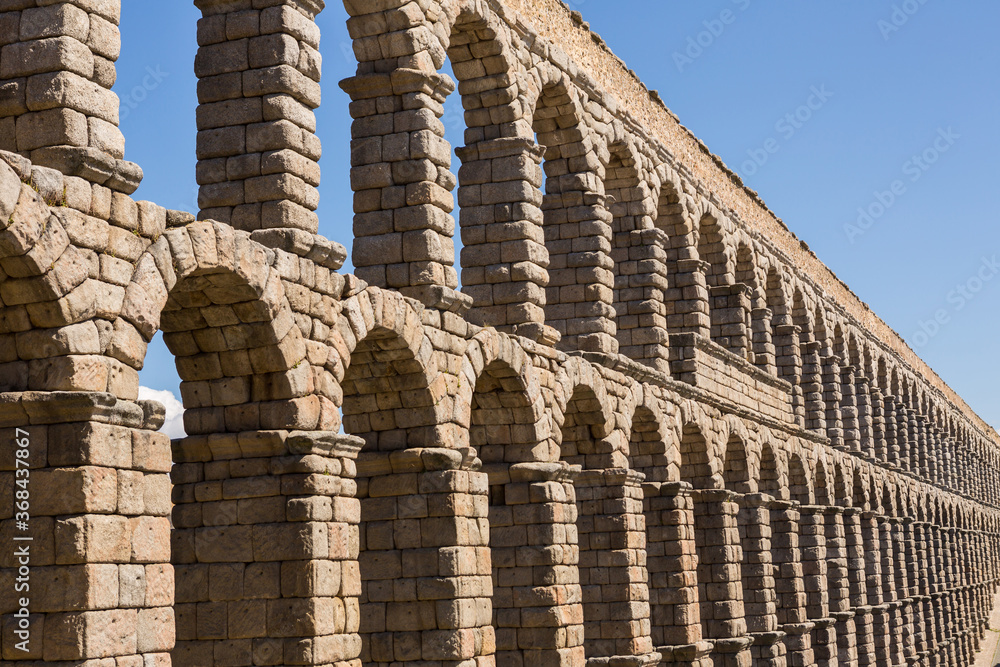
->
[0,3,997,667]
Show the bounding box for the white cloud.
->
[138,386,186,440]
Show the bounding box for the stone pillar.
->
[339,44,467,310]
[840,366,860,453]
[613,228,672,374]
[665,258,711,340]
[573,469,657,664]
[771,500,814,667]
[355,447,496,667]
[912,522,933,662]
[901,518,927,662]
[774,323,805,428]
[172,430,364,666]
[456,137,555,342]
[844,507,873,666]
[691,488,752,666]
[801,343,826,435]
[889,518,915,664]
[709,283,751,360]
[498,462,585,666]
[869,388,888,464]
[902,409,917,476]
[0,393,170,663]
[544,186,618,355]
[937,431,953,491]
[861,510,892,664]
[0,0,142,193]
[913,415,931,483]
[825,507,856,667]
[882,397,899,469]
[822,356,843,448]
[799,506,836,665]
[645,482,714,667]
[877,514,905,666]
[740,493,785,667]
[751,306,776,374]
[927,522,945,653]
[854,376,875,460]
[195,0,323,234]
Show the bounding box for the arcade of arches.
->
[0,0,998,666]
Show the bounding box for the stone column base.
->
[750,630,787,667]
[782,622,816,667]
[658,641,715,667]
[712,635,754,667]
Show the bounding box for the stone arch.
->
[652,166,693,246]
[528,68,620,352]
[458,330,556,666]
[679,421,719,490]
[696,211,732,289]
[814,456,833,506]
[339,289,440,450]
[603,134,651,235]
[552,356,614,453]
[126,222,321,433]
[121,221,357,663]
[788,452,813,505]
[852,466,869,511]
[459,328,548,464]
[723,428,753,494]
[881,481,897,517]
[336,288,487,667]
[791,287,813,342]
[765,265,790,324]
[759,437,783,498]
[832,459,850,507]
[725,241,757,362]
[626,394,675,484]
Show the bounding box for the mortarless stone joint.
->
[0,1,998,666]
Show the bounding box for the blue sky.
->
[118,1,1000,431]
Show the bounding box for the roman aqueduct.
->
[1,0,999,665]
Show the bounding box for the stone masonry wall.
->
[0,1,999,666]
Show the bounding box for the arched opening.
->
[341,322,463,666]
[723,434,766,639]
[788,454,812,506]
[560,385,619,659]
[150,225,346,666]
[628,405,676,650]
[723,434,752,494]
[449,13,551,335]
[608,146,667,370]
[698,215,737,355]
[538,85,615,354]
[628,405,672,486]
[654,179,699,345]
[470,358,542,665]
[679,423,716,491]
[814,460,833,507]
[759,441,782,498]
[732,243,758,363]
[680,424,745,649]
